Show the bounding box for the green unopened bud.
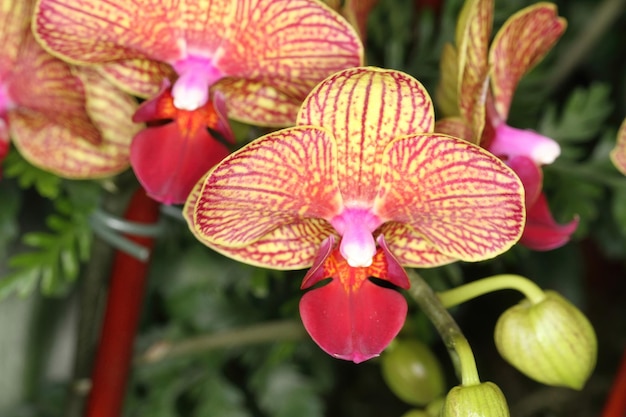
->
[494,290,597,389]
[442,382,509,417]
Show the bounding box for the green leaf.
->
[0,268,40,299]
[0,182,101,300]
[546,173,604,238]
[3,150,62,199]
[612,189,626,237]
[538,83,613,159]
[253,365,324,417]
[192,375,251,417]
[0,181,22,258]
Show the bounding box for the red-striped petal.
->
[192,126,344,248]
[490,3,566,120]
[9,35,135,178]
[34,0,363,124]
[0,0,31,73]
[297,67,434,203]
[374,133,525,261]
[184,172,338,270]
[456,0,492,143]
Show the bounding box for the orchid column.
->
[34,0,363,203]
[185,67,526,362]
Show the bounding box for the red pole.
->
[85,188,160,417]
[602,347,626,417]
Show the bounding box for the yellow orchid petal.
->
[192,126,343,248]
[74,66,141,154]
[610,118,626,176]
[98,60,176,98]
[374,133,525,261]
[7,35,97,141]
[435,43,460,118]
[456,0,492,143]
[378,222,455,267]
[184,171,337,269]
[212,0,364,106]
[490,3,566,120]
[297,66,434,203]
[0,0,31,72]
[35,0,363,123]
[8,35,135,178]
[215,78,304,127]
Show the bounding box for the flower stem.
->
[407,270,480,386]
[135,320,306,366]
[85,188,160,417]
[437,274,546,309]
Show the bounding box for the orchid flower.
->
[610,118,626,176]
[0,1,138,179]
[184,67,525,362]
[436,0,578,251]
[34,0,363,204]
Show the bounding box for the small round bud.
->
[442,382,509,417]
[494,290,597,389]
[381,339,446,406]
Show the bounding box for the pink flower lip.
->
[490,123,560,165]
[171,55,224,111]
[330,207,384,268]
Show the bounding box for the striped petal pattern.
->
[192,126,343,252]
[456,0,492,143]
[34,0,363,125]
[374,133,524,262]
[8,35,137,178]
[298,67,434,203]
[490,3,566,120]
[0,0,30,74]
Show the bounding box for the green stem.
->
[407,270,481,386]
[437,274,546,309]
[135,320,306,366]
[547,0,626,91]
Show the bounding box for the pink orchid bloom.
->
[0,1,138,179]
[184,67,525,362]
[610,118,626,176]
[34,0,363,204]
[435,0,578,251]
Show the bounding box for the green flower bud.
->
[442,382,509,417]
[381,339,446,406]
[494,290,597,389]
